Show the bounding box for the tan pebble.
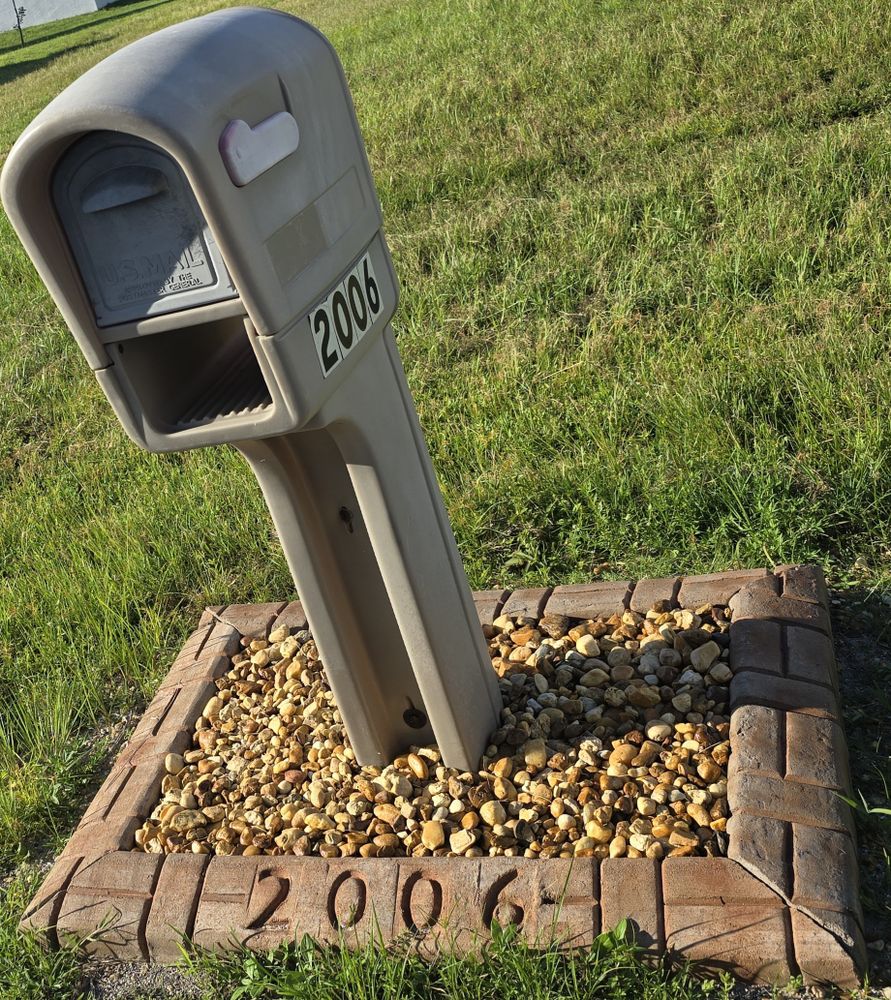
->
[696,760,723,783]
[578,667,610,687]
[269,625,290,643]
[629,833,652,852]
[575,634,600,657]
[276,828,304,850]
[671,693,692,713]
[687,803,712,827]
[608,744,637,767]
[668,826,699,848]
[610,664,635,682]
[709,661,732,684]
[203,696,223,719]
[374,833,400,849]
[407,753,428,780]
[449,829,477,854]
[493,777,517,801]
[609,835,627,858]
[421,820,445,850]
[651,819,674,838]
[585,820,613,844]
[573,836,597,855]
[522,739,547,770]
[636,796,657,816]
[164,753,184,775]
[491,757,513,778]
[511,626,540,647]
[690,641,720,673]
[480,799,507,826]
[169,809,205,833]
[607,647,631,668]
[603,686,626,707]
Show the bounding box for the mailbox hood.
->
[1,6,386,367]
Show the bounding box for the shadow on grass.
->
[0,40,106,84]
[830,580,891,982]
[0,0,171,58]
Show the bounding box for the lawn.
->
[1,0,890,996]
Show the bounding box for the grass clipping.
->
[136,603,732,861]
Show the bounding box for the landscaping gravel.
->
[135,602,733,861]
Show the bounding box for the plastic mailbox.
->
[1,7,501,769]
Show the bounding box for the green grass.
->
[183,923,739,1000]
[1,0,891,995]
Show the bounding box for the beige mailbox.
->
[1,6,501,769]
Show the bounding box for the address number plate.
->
[309,250,382,377]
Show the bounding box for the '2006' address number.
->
[309,251,382,378]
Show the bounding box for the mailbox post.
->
[1,7,501,770]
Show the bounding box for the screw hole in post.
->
[403,705,427,729]
[338,506,354,534]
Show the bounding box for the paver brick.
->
[730,673,838,720]
[728,705,784,778]
[600,858,662,951]
[19,854,83,947]
[726,814,792,899]
[130,687,183,742]
[200,623,242,660]
[145,854,208,962]
[730,577,831,634]
[784,625,837,689]
[500,588,552,619]
[57,852,163,960]
[472,589,510,626]
[791,825,861,921]
[728,772,852,834]
[775,564,829,607]
[156,671,225,740]
[791,907,865,989]
[391,859,478,955]
[629,576,680,613]
[665,902,793,981]
[677,569,769,609]
[729,619,783,677]
[526,857,598,949]
[193,856,326,951]
[544,582,631,619]
[663,858,791,981]
[197,606,224,628]
[317,859,400,947]
[159,648,232,690]
[271,601,308,633]
[662,858,779,904]
[785,713,850,791]
[215,603,287,639]
[171,624,213,663]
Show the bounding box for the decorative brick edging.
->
[19,568,866,986]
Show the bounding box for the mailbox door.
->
[53,131,237,327]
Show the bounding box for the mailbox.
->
[2,6,501,770]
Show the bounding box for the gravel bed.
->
[135,602,732,861]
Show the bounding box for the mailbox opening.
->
[112,316,273,433]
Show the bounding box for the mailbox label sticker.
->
[309,251,382,377]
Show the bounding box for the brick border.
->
[20,569,865,986]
